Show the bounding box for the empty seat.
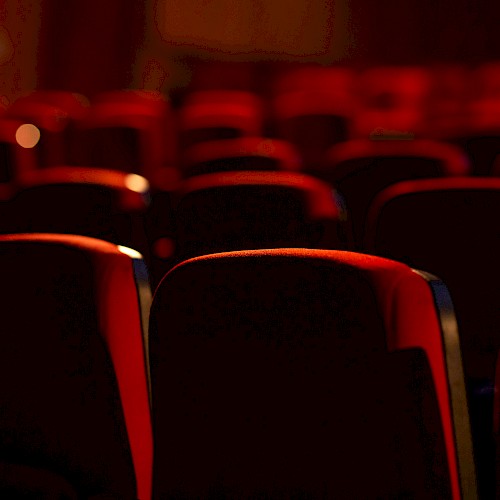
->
[322,139,470,248]
[351,66,431,139]
[0,233,152,499]
[4,167,151,257]
[148,170,349,286]
[73,90,176,185]
[364,177,500,498]
[149,248,475,499]
[179,90,263,150]
[273,66,354,168]
[182,137,301,177]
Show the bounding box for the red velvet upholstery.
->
[148,170,348,287]
[365,177,500,498]
[322,138,470,248]
[150,248,474,499]
[179,90,263,149]
[73,90,176,186]
[0,234,152,500]
[182,137,301,177]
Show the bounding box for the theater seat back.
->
[0,235,152,500]
[150,249,475,499]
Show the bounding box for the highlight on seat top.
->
[0,233,152,500]
[149,248,476,499]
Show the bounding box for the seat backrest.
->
[149,248,475,499]
[352,66,431,138]
[73,90,176,180]
[179,90,263,149]
[182,137,301,177]
[147,171,347,287]
[272,66,354,168]
[0,234,152,500]
[5,167,150,256]
[323,139,470,247]
[365,177,500,498]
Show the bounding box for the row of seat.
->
[0,164,499,496]
[1,84,499,496]
[0,233,480,499]
[4,80,500,180]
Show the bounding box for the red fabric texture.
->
[160,248,461,500]
[0,233,153,500]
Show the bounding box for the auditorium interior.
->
[1,0,500,498]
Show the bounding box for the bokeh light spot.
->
[15,124,41,148]
[124,173,149,193]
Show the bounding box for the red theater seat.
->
[273,66,354,168]
[323,139,470,247]
[364,177,500,498]
[182,137,301,177]
[426,65,470,139]
[431,64,500,176]
[147,170,348,287]
[73,90,176,186]
[149,248,475,499]
[0,234,152,500]
[5,167,150,257]
[351,66,431,139]
[179,90,263,150]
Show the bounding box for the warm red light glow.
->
[124,173,149,193]
[15,124,41,148]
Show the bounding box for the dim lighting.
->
[117,245,143,259]
[15,124,41,148]
[124,173,149,193]
[153,237,175,259]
